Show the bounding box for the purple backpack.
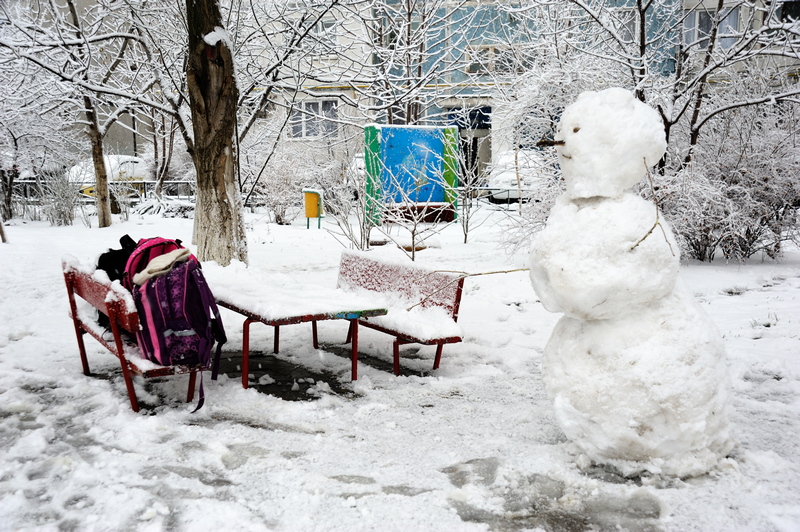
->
[125,238,226,409]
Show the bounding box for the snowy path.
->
[0,212,799,531]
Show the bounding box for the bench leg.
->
[433,343,444,370]
[108,318,140,412]
[345,321,354,344]
[75,327,91,376]
[108,346,140,413]
[392,338,416,376]
[350,319,359,380]
[187,371,197,402]
[393,338,401,376]
[311,320,319,349]
[273,325,280,353]
[119,365,140,412]
[66,282,92,376]
[242,318,254,389]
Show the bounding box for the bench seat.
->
[337,250,465,375]
[358,305,463,342]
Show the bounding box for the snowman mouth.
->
[552,139,571,159]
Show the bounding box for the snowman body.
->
[530,88,733,478]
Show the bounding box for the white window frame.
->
[683,7,739,50]
[289,100,339,139]
[311,18,337,51]
[616,9,638,43]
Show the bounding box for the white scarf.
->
[133,248,192,286]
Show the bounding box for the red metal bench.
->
[201,261,387,385]
[62,258,208,412]
[337,250,465,375]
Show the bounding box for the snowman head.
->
[555,88,666,200]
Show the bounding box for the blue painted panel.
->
[381,127,446,203]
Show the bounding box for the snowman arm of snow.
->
[529,262,564,313]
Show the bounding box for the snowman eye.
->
[573,127,580,133]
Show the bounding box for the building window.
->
[616,9,637,43]
[684,8,739,50]
[289,100,338,139]
[465,45,532,74]
[378,11,421,50]
[311,18,336,50]
[780,1,800,22]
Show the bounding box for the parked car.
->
[483,149,556,204]
[68,155,149,197]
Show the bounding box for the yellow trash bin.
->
[302,188,323,229]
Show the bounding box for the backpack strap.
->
[139,277,170,365]
[189,264,227,380]
[188,263,225,413]
[192,372,205,413]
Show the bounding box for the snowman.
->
[529,88,733,478]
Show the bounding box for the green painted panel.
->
[364,125,382,226]
[443,126,459,210]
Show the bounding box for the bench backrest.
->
[63,262,139,334]
[337,250,464,321]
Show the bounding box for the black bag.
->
[97,234,138,282]
[95,235,138,328]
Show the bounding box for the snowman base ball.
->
[543,288,734,479]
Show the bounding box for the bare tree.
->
[0,0,147,227]
[523,0,800,162]
[502,0,800,260]
[0,54,84,223]
[337,0,485,126]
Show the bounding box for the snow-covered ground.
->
[1,206,798,531]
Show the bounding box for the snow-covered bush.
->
[320,152,373,250]
[42,168,80,226]
[241,140,324,225]
[699,103,799,261]
[653,94,800,262]
[642,166,732,262]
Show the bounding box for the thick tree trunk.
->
[185,0,247,266]
[1,168,14,221]
[85,97,113,228]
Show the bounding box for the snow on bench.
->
[62,256,209,413]
[337,250,465,375]
[202,260,387,384]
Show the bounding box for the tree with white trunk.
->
[183,0,247,265]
